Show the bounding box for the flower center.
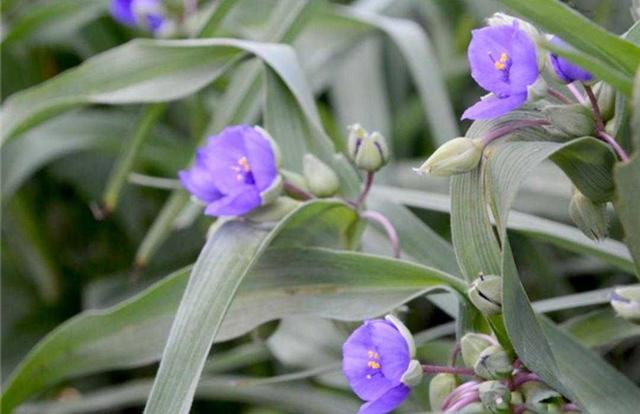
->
[366,350,382,377]
[494,52,509,71]
[232,156,255,184]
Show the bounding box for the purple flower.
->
[462,23,540,120]
[179,125,281,217]
[110,0,166,33]
[343,316,421,414]
[548,37,593,83]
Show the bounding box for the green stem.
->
[102,103,166,214]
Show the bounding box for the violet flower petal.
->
[461,92,527,120]
[549,37,593,83]
[357,384,410,414]
[204,187,261,217]
[110,0,137,27]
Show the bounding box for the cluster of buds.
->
[428,333,581,413]
[347,124,390,172]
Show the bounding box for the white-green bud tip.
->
[610,286,640,322]
[473,345,513,380]
[460,333,495,368]
[414,137,483,177]
[468,274,503,316]
[543,104,595,137]
[569,189,608,241]
[302,154,339,197]
[347,124,389,172]
[479,380,512,413]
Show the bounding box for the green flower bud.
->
[281,170,309,193]
[302,154,339,197]
[520,381,561,405]
[610,286,640,322]
[347,124,389,172]
[246,196,301,223]
[474,345,513,380]
[468,274,502,316]
[429,373,459,411]
[543,104,595,137]
[479,381,511,414]
[527,76,549,102]
[461,333,494,368]
[414,137,483,177]
[593,82,616,122]
[569,189,608,241]
[511,391,524,405]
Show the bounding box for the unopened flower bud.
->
[543,104,595,137]
[610,286,640,322]
[414,137,483,177]
[527,76,549,102]
[593,82,616,122]
[474,345,513,380]
[520,381,561,405]
[468,274,502,316]
[302,154,339,197]
[429,373,458,411]
[569,189,608,241]
[347,124,389,172]
[479,381,511,413]
[461,333,494,368]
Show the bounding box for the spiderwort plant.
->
[110,0,168,33]
[179,125,283,217]
[462,22,542,120]
[548,37,593,84]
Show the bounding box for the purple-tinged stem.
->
[583,84,630,163]
[355,171,374,208]
[445,391,480,412]
[481,119,550,146]
[513,358,523,370]
[563,403,581,412]
[422,364,476,376]
[513,372,541,387]
[548,87,572,104]
[583,84,606,132]
[449,343,461,366]
[598,129,630,163]
[361,210,400,258]
[566,82,587,104]
[283,181,314,201]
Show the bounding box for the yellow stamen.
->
[494,52,509,71]
[367,351,380,359]
[238,156,251,172]
[368,360,381,369]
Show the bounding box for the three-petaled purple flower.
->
[110,0,166,33]
[548,37,593,83]
[179,125,281,217]
[462,23,540,120]
[343,315,422,414]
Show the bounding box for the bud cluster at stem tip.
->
[347,124,390,172]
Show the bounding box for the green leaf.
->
[336,6,459,144]
[19,376,361,414]
[562,308,640,348]
[1,0,109,47]
[142,200,358,414]
[371,185,634,273]
[498,0,640,75]
[0,37,325,145]
[194,0,238,38]
[613,155,640,277]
